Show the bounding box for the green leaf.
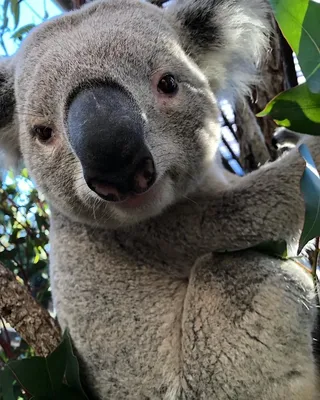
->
[35,214,47,231]
[257,83,320,134]
[28,386,82,400]
[1,332,88,400]
[8,228,19,243]
[1,1,9,31]
[298,144,320,252]
[254,239,289,259]
[30,397,52,400]
[56,384,88,400]
[0,367,15,400]
[45,333,68,393]
[64,330,89,400]
[5,358,51,397]
[11,24,36,41]
[21,168,29,178]
[269,0,320,93]
[10,0,20,29]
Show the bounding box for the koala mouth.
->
[91,177,159,209]
[118,187,158,209]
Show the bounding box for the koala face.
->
[0,0,271,227]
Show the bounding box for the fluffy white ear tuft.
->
[167,0,272,102]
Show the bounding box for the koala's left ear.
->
[0,56,20,171]
[166,0,272,101]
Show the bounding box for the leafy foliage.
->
[298,144,320,252]
[10,24,35,42]
[0,169,50,305]
[10,0,20,30]
[0,331,89,400]
[269,0,320,93]
[257,82,320,134]
[0,170,51,400]
[0,0,51,57]
[254,239,288,259]
[259,0,320,133]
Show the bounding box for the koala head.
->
[0,0,271,227]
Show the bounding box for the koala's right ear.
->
[166,0,272,101]
[0,56,20,171]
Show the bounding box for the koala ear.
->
[166,0,272,102]
[0,56,20,171]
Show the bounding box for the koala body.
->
[0,0,320,399]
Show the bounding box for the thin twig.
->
[0,262,61,357]
[220,111,238,141]
[312,238,320,305]
[0,316,14,359]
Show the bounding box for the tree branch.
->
[53,0,74,10]
[72,0,87,9]
[234,100,270,171]
[0,262,61,357]
[234,12,289,172]
[54,0,88,10]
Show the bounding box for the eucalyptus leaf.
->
[45,332,68,393]
[10,0,20,29]
[57,384,89,400]
[254,239,289,259]
[11,24,36,41]
[269,0,320,93]
[0,367,15,400]
[30,397,52,400]
[257,83,320,134]
[64,330,89,400]
[1,331,90,400]
[298,144,320,253]
[5,358,51,397]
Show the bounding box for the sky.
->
[0,0,62,56]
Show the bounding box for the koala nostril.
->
[133,158,156,194]
[89,181,125,202]
[85,156,156,202]
[104,193,121,202]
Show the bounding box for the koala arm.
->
[181,250,317,400]
[177,136,320,255]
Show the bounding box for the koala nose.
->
[67,84,156,202]
[89,157,155,202]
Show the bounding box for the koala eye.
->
[157,74,178,95]
[32,125,53,143]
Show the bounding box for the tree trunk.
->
[235,15,292,172]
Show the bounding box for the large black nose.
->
[67,84,156,202]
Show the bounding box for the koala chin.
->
[1,0,320,399]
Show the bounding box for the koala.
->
[1,0,320,398]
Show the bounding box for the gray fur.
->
[0,0,319,398]
[0,57,19,170]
